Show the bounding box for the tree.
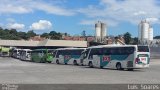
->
[49,31,62,40]
[9,29,17,35]
[41,33,49,38]
[82,30,86,37]
[27,30,36,38]
[0,28,64,40]
[18,32,28,40]
[132,37,138,45]
[124,32,132,44]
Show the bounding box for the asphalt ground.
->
[0,57,160,84]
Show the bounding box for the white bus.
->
[82,45,150,70]
[52,48,86,65]
[20,49,32,61]
[12,49,22,59]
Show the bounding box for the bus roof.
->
[137,45,149,47]
[32,49,55,51]
[88,45,137,49]
[56,48,86,50]
[13,49,22,51]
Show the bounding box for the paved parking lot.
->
[0,57,160,84]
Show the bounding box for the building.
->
[95,21,107,43]
[0,39,87,49]
[29,36,46,41]
[138,20,154,45]
[62,36,85,41]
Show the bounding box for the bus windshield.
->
[138,46,149,52]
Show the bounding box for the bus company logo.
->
[64,55,71,60]
[103,56,110,62]
[141,58,146,61]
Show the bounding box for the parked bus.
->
[82,45,150,70]
[52,48,86,65]
[20,49,32,61]
[12,49,22,59]
[31,49,55,63]
[0,46,10,57]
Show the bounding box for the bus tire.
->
[116,62,122,70]
[56,60,59,64]
[89,62,93,68]
[100,66,103,69]
[73,60,77,65]
[48,61,51,63]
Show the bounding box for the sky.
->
[0,0,160,37]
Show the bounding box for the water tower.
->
[95,21,107,43]
[138,20,154,45]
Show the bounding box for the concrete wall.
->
[150,47,160,59]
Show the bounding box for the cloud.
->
[80,19,118,27]
[30,2,75,16]
[0,1,32,14]
[0,0,75,16]
[146,17,159,23]
[80,20,96,25]
[6,18,15,23]
[7,23,25,30]
[134,11,147,16]
[30,20,52,30]
[78,0,160,26]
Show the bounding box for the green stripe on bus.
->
[100,55,129,67]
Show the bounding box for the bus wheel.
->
[48,61,51,63]
[116,63,122,70]
[73,60,77,65]
[56,60,59,64]
[89,62,93,68]
[100,66,103,69]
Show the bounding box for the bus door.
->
[57,50,65,64]
[17,50,21,58]
[58,55,64,64]
[26,51,31,60]
[54,50,62,64]
[89,48,101,67]
[81,49,89,65]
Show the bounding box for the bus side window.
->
[65,50,70,55]
[128,47,134,54]
[98,49,103,55]
[103,48,110,55]
[88,48,100,59]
